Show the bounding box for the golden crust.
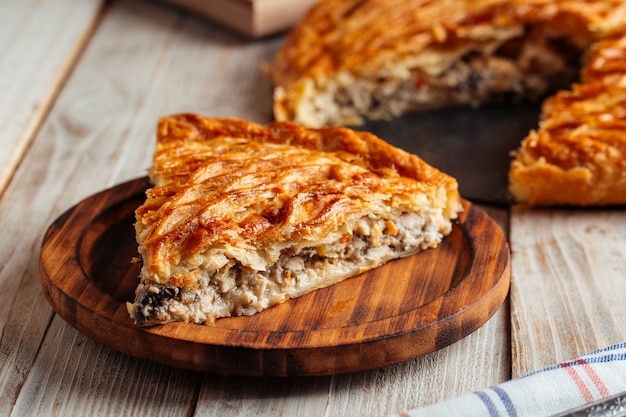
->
[272,0,626,125]
[272,0,626,206]
[135,113,461,293]
[509,34,626,206]
[273,0,617,87]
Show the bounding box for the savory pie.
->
[271,0,625,128]
[270,0,626,206]
[127,114,462,326]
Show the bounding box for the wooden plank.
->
[193,327,511,415]
[0,1,204,414]
[156,0,319,37]
[510,206,626,377]
[326,306,509,416]
[0,0,103,197]
[11,317,201,416]
[0,0,103,413]
[193,297,508,416]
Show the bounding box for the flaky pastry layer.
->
[509,34,626,206]
[272,0,626,127]
[271,0,626,206]
[127,114,462,325]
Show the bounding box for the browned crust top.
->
[136,114,460,277]
[509,33,626,205]
[272,0,625,89]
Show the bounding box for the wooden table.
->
[2,1,625,415]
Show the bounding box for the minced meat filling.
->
[327,30,583,126]
[130,211,442,325]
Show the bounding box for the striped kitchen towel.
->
[392,341,626,417]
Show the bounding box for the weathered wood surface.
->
[1,0,624,416]
[510,206,626,378]
[0,0,103,197]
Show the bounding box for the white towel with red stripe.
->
[392,341,626,417]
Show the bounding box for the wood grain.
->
[40,178,510,376]
[0,0,103,197]
[0,0,104,413]
[0,3,206,415]
[510,206,626,377]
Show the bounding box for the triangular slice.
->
[127,114,462,326]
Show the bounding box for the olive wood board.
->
[39,177,510,377]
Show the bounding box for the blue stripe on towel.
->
[475,391,500,417]
[492,386,518,417]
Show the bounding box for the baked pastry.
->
[271,0,626,206]
[509,33,626,206]
[272,0,626,128]
[127,114,462,326]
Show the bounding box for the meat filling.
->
[130,210,446,326]
[306,27,583,126]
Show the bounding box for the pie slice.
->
[271,0,625,128]
[126,114,462,326]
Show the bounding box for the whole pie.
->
[270,0,626,206]
[127,114,462,326]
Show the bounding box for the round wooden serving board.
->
[40,177,510,377]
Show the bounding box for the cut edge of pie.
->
[126,114,462,326]
[271,0,626,128]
